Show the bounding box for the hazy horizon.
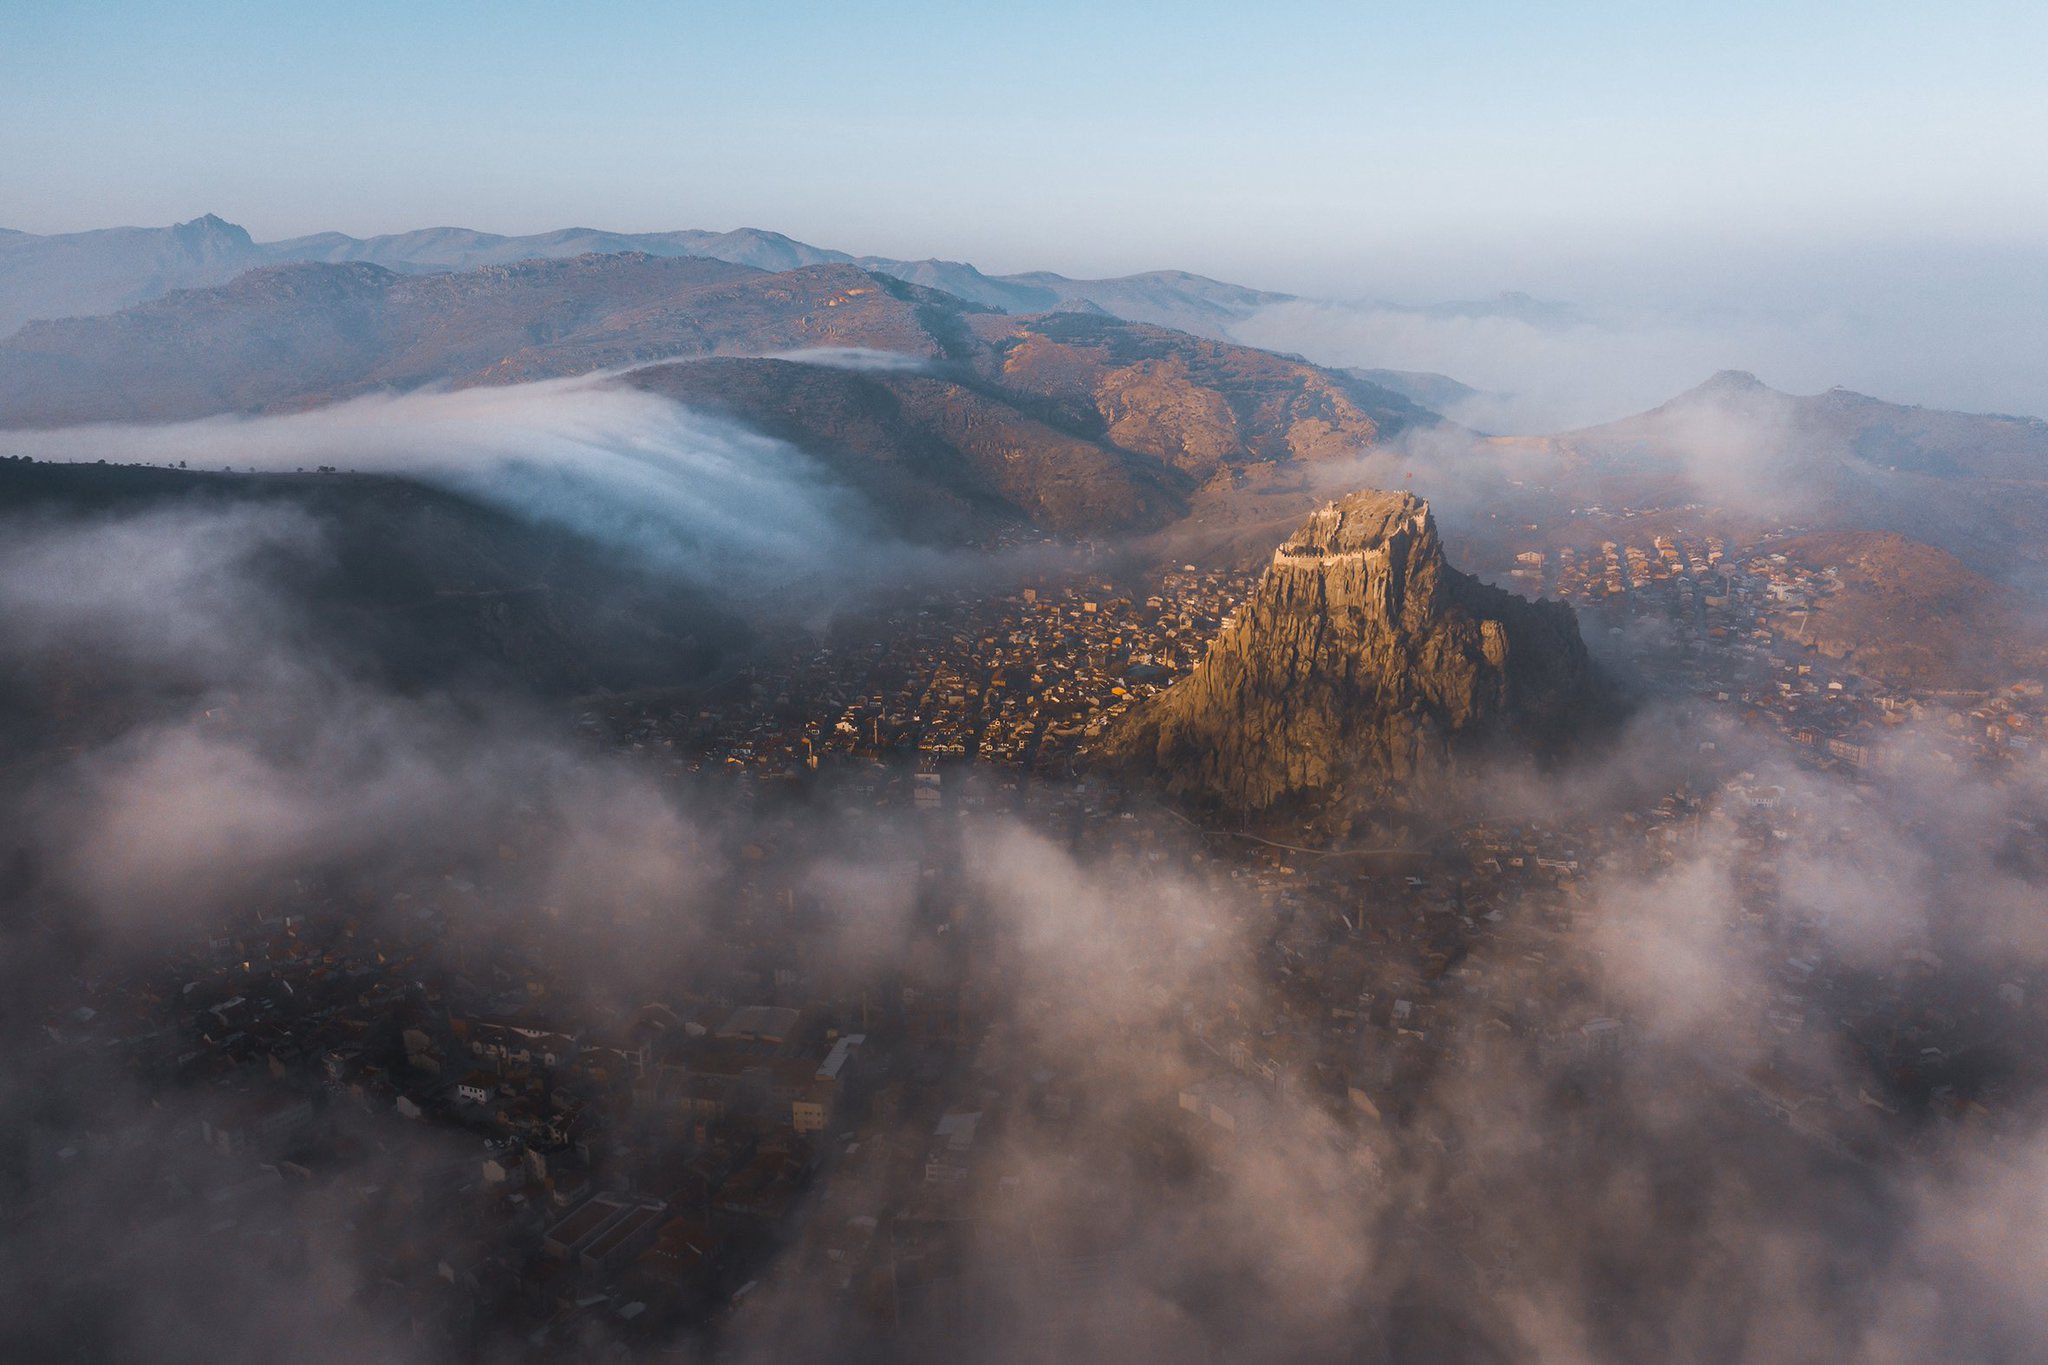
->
[7,204,2048,430]
[8,1,2045,273]
[9,0,2048,426]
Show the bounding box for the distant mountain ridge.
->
[1551,369,2048,476]
[0,214,264,336]
[0,252,1430,538]
[0,214,1294,339]
[0,253,844,424]
[1507,368,2048,588]
[1588,369,2048,482]
[264,222,849,275]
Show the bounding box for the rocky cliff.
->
[1109,490,1600,811]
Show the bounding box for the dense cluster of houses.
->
[596,562,1253,783]
[1531,528,2043,774]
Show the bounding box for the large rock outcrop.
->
[1109,490,1601,811]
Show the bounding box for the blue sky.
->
[5,0,2045,292]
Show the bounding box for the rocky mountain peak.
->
[1107,489,1603,813]
[1694,368,1769,396]
[170,213,255,254]
[1278,488,1431,555]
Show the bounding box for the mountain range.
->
[1564,369,2048,484]
[0,214,1293,341]
[1108,490,1603,814]
[0,252,1439,537]
[1500,369,2048,587]
[11,235,2045,575]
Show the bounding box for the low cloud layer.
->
[1234,298,1739,433]
[757,347,934,372]
[0,376,904,602]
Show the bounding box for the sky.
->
[5,1,2045,286]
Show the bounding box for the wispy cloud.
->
[0,376,904,602]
